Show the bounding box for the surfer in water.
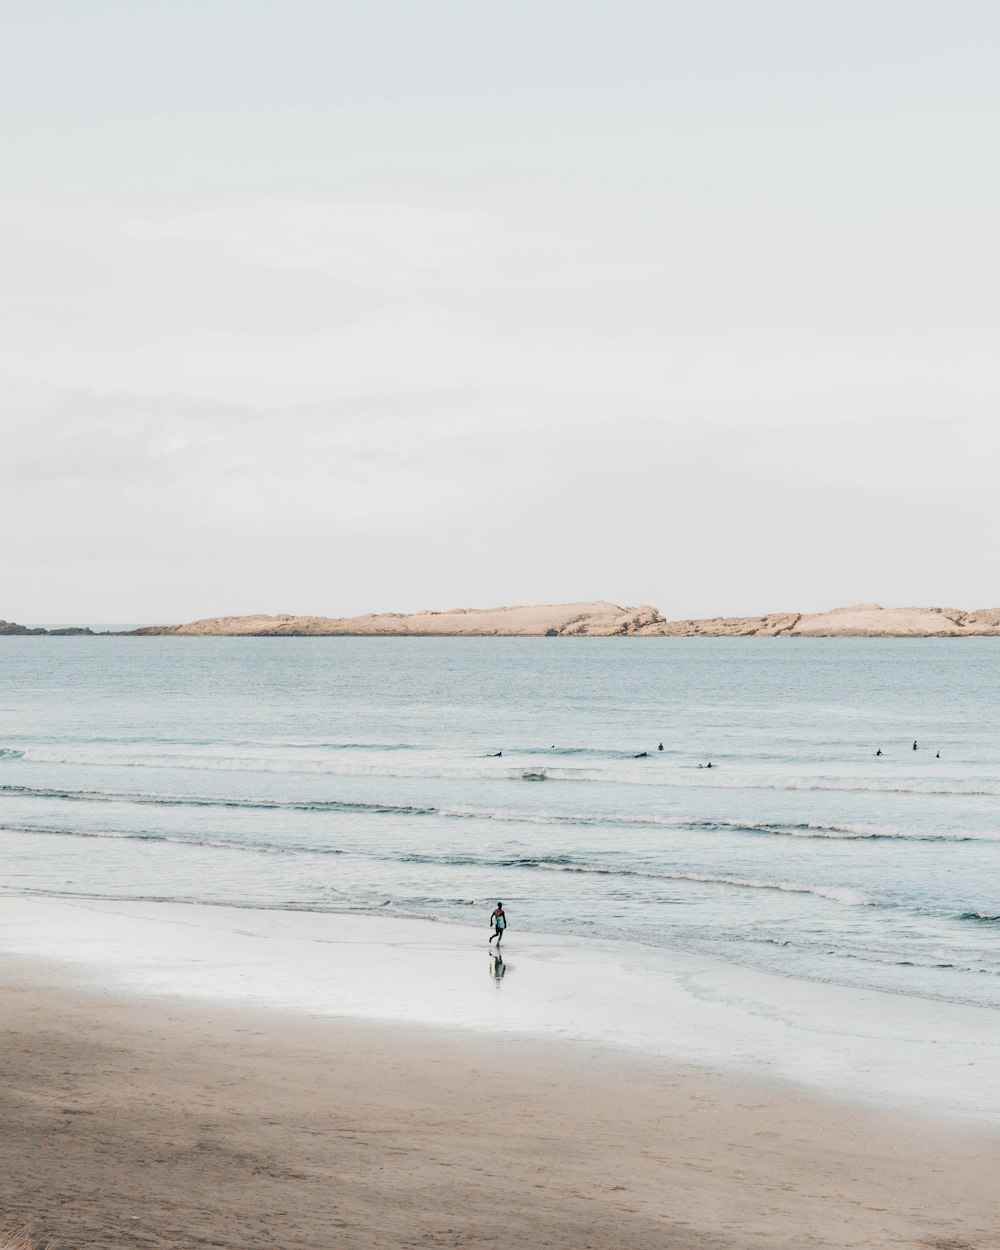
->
[489,902,507,946]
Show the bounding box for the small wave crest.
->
[525,861,871,906]
[0,783,987,844]
[0,821,347,856]
[0,782,439,817]
[390,849,871,907]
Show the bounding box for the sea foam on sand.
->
[2,895,998,1129]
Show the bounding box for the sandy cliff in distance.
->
[136,602,665,637]
[788,604,1000,637]
[640,612,802,637]
[6,604,1000,638]
[125,602,1000,637]
[637,604,1000,637]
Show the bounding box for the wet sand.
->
[2,956,998,1250]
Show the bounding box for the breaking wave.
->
[0,783,991,843]
[0,783,986,842]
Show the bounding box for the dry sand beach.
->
[3,965,999,1250]
[1,975,990,1250]
[2,903,999,1250]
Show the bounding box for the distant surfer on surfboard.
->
[489,902,507,946]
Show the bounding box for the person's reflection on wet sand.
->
[490,951,506,982]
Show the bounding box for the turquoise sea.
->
[2,637,999,1009]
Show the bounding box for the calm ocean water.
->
[1,637,999,1008]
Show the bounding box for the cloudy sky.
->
[3,1,998,623]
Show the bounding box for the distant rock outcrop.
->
[636,612,802,637]
[637,604,1000,637]
[136,602,665,638]
[0,621,93,635]
[784,605,977,637]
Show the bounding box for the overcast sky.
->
[2,1,998,623]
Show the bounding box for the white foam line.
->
[534,863,871,906]
[14,748,1000,796]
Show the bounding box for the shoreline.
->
[2,895,999,1130]
[1,949,998,1249]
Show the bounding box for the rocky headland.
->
[131,601,663,638]
[6,602,1000,638]
[0,621,94,636]
[643,603,1000,638]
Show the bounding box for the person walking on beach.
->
[489,902,507,946]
